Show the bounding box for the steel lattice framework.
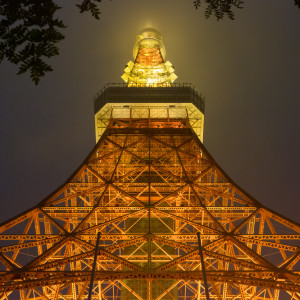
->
[1,28,300,299]
[0,123,300,299]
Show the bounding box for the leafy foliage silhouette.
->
[193,0,243,20]
[0,0,100,84]
[0,0,299,84]
[0,0,66,84]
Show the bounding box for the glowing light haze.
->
[0,0,299,223]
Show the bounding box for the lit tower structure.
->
[0,29,299,299]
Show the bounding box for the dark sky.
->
[0,0,299,224]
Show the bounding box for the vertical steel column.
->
[148,135,152,270]
[88,232,101,300]
[196,232,210,300]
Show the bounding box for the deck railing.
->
[93,83,205,115]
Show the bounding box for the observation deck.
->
[94,83,205,143]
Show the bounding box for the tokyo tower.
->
[0,28,299,299]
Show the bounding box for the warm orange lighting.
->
[121,28,177,86]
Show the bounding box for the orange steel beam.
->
[1,271,299,294]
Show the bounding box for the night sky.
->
[0,0,299,224]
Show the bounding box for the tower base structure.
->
[0,86,299,300]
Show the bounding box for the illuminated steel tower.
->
[0,29,300,299]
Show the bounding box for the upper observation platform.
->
[121,28,177,86]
